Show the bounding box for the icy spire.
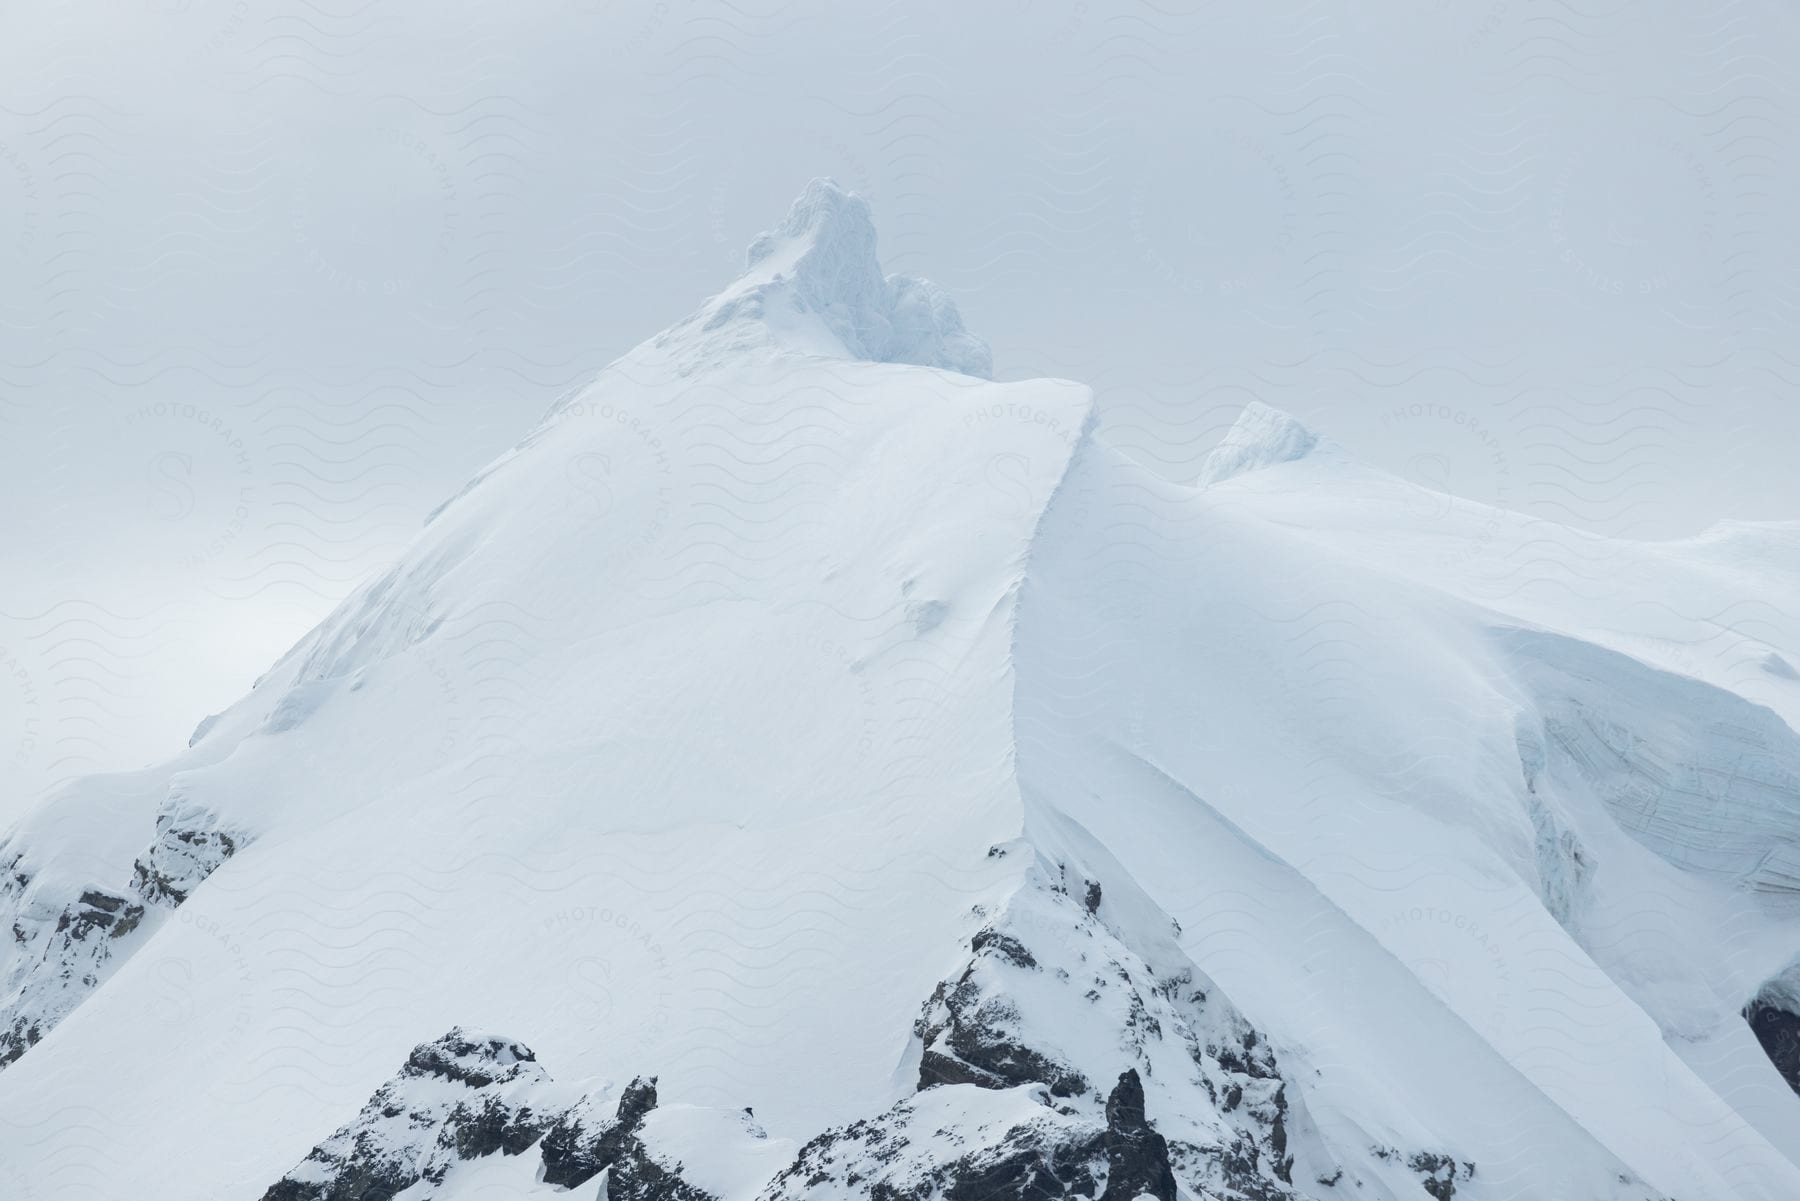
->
[744,178,888,338]
[1196,401,1319,486]
[697,178,993,378]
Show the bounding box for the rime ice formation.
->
[686,177,992,378]
[1194,399,1320,485]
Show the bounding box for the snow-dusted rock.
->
[937,858,1317,1198]
[260,1029,553,1201]
[131,794,243,907]
[1367,1147,1477,1201]
[538,1074,662,1189]
[914,855,1303,1200]
[242,857,1318,1201]
[0,849,144,1067]
[0,784,244,1069]
[758,1073,1173,1201]
[261,1043,769,1201]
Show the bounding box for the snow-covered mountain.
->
[4,180,1800,1201]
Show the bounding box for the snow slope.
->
[1014,424,1800,1198]
[3,181,1800,1201]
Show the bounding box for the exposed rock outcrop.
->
[1747,995,1800,1096]
[1100,1069,1177,1201]
[539,1074,661,1188]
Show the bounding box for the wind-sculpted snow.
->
[4,182,1800,1201]
[1194,400,1321,486]
[0,183,1090,1200]
[1011,426,1800,1198]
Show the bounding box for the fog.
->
[4,0,1796,809]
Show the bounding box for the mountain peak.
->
[693,178,993,378]
[1195,401,1320,486]
[744,177,880,281]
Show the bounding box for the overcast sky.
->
[4,0,1798,813]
